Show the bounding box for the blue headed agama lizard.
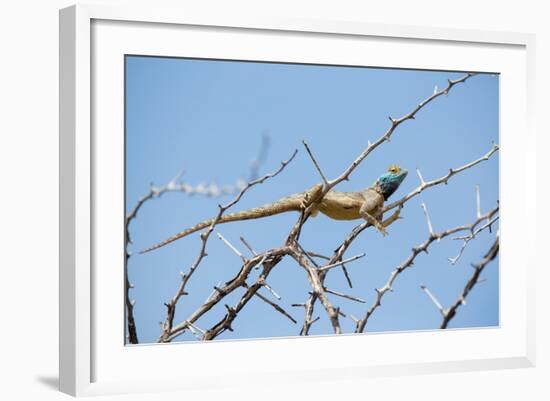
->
[140,165,408,254]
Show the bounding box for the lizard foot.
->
[373,221,389,236]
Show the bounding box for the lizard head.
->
[375,164,408,200]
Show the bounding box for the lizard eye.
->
[388,165,400,174]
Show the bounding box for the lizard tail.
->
[138,219,215,254]
[138,196,302,254]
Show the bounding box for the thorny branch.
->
[287,73,476,242]
[129,72,499,342]
[383,142,499,214]
[353,203,499,333]
[440,233,500,328]
[158,150,298,342]
[125,135,271,344]
[292,141,498,333]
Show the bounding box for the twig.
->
[240,236,258,256]
[324,288,366,303]
[302,140,329,186]
[318,253,366,272]
[420,284,447,316]
[217,232,247,262]
[420,202,435,237]
[295,241,320,267]
[448,186,499,264]
[261,282,282,300]
[254,292,297,324]
[448,216,499,264]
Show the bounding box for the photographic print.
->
[124,56,499,345]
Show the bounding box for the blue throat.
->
[375,170,408,200]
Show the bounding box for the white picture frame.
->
[59,4,536,397]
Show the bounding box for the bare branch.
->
[124,265,138,344]
[448,187,499,264]
[384,142,499,213]
[441,233,500,329]
[202,254,287,340]
[158,150,297,342]
[327,73,476,188]
[288,244,342,334]
[355,205,499,333]
[287,138,494,337]
[125,136,272,344]
[165,247,288,342]
[285,73,477,243]
[145,73,489,343]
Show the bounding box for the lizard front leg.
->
[359,196,388,236]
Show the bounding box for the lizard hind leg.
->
[300,183,324,210]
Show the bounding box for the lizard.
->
[139,165,408,254]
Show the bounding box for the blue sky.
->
[125,56,499,344]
